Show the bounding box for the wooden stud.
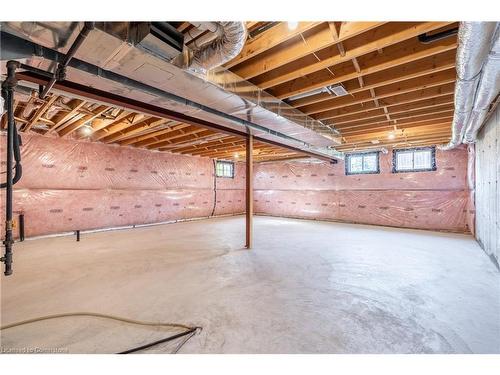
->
[23,95,58,131]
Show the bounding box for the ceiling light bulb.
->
[81,125,93,136]
[287,22,298,30]
[388,132,395,140]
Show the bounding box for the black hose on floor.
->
[117,327,198,354]
[0,312,201,354]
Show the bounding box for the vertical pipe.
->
[19,214,25,242]
[76,230,80,242]
[39,22,95,99]
[245,135,253,249]
[1,61,19,275]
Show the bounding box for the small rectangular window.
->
[345,152,380,175]
[393,147,436,173]
[215,160,234,178]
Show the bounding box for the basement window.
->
[392,146,436,173]
[216,160,234,178]
[345,152,380,175]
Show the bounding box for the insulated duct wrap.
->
[463,26,500,142]
[440,22,499,150]
[190,22,247,71]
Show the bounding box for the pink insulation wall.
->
[0,133,244,238]
[0,133,473,237]
[254,146,472,233]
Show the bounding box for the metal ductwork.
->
[439,22,499,150]
[463,26,500,142]
[174,22,247,71]
[0,22,342,160]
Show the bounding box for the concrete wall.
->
[475,106,500,268]
[254,146,472,233]
[0,133,244,238]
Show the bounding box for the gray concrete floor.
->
[1,216,499,353]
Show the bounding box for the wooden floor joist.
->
[2,21,461,155]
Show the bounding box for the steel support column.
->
[245,135,253,249]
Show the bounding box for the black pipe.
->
[76,230,80,242]
[1,60,20,276]
[39,22,95,99]
[418,27,458,44]
[19,214,25,242]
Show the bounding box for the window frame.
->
[392,146,437,173]
[344,151,380,175]
[215,160,235,179]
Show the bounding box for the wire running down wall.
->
[0,133,244,238]
[254,146,472,233]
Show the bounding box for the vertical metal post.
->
[245,135,253,249]
[19,214,25,242]
[1,61,19,275]
[76,230,80,242]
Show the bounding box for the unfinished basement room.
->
[1,5,500,365]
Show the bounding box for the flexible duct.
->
[177,22,247,71]
[463,25,500,142]
[439,22,498,150]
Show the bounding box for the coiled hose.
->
[0,312,201,354]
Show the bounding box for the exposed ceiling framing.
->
[2,21,460,159]
[4,90,303,162]
[210,21,458,152]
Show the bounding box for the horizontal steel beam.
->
[16,71,336,163]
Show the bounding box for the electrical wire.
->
[118,327,198,354]
[0,312,201,354]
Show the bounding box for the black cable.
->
[1,312,201,354]
[117,327,198,354]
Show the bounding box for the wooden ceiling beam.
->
[158,133,231,151]
[290,51,455,110]
[255,22,453,91]
[110,120,181,143]
[187,139,247,155]
[99,117,167,143]
[231,22,384,79]
[58,105,109,137]
[339,115,453,136]
[272,37,456,101]
[309,67,456,118]
[335,106,454,130]
[277,48,456,103]
[194,144,248,157]
[313,85,455,121]
[342,123,452,143]
[23,95,58,131]
[330,98,454,126]
[119,123,191,146]
[336,136,452,152]
[89,109,132,133]
[146,128,214,149]
[92,113,149,141]
[177,22,191,32]
[340,131,452,146]
[225,22,321,69]
[173,135,240,153]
